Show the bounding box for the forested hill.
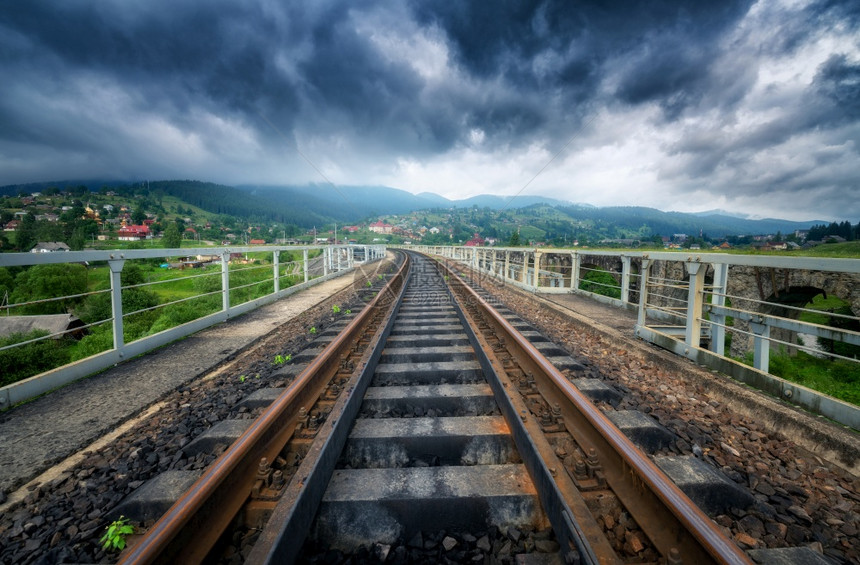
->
[1,179,830,236]
[151,181,333,227]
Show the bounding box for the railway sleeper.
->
[299,260,556,558]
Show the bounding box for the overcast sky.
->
[1,1,858,221]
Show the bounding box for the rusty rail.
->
[437,256,751,565]
[119,254,409,564]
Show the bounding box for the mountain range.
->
[1,179,828,237]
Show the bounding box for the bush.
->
[0,331,71,386]
[579,268,621,299]
[148,296,220,335]
[69,326,113,362]
[10,264,88,314]
[193,271,223,293]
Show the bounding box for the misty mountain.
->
[556,205,824,238]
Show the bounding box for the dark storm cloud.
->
[0,0,858,220]
[411,1,755,118]
[0,2,304,135]
[816,54,860,118]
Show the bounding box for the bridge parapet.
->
[0,244,386,409]
[406,245,860,431]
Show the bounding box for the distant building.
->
[0,314,88,340]
[31,241,71,253]
[464,233,485,247]
[117,225,151,241]
[368,220,394,234]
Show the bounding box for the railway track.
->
[119,251,752,564]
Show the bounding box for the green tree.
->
[36,220,65,242]
[11,264,88,314]
[132,207,147,225]
[508,230,521,246]
[163,221,182,249]
[15,213,37,252]
[0,267,14,301]
[69,227,87,251]
[75,264,158,324]
[0,330,71,386]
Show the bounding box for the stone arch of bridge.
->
[726,266,859,358]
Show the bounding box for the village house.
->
[0,314,88,341]
[464,233,485,247]
[117,224,151,241]
[31,242,71,253]
[368,220,394,234]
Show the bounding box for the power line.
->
[500,113,598,213]
[256,110,354,208]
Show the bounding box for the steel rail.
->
[118,255,409,565]
[437,256,752,565]
[248,254,413,564]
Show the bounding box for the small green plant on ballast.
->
[273,354,292,365]
[332,305,341,314]
[100,516,135,552]
[345,309,351,315]
[239,375,247,383]
[309,326,317,335]
[366,280,373,287]
[378,274,384,280]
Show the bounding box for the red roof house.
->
[117,225,151,241]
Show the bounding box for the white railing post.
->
[621,256,631,305]
[685,261,706,348]
[534,251,543,290]
[108,259,125,351]
[637,259,651,327]
[521,252,529,285]
[221,252,231,311]
[571,252,581,291]
[303,249,309,283]
[710,262,728,355]
[323,247,330,276]
[751,319,770,373]
[273,250,280,294]
[504,251,511,281]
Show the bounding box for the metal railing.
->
[0,244,385,409]
[406,245,860,430]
